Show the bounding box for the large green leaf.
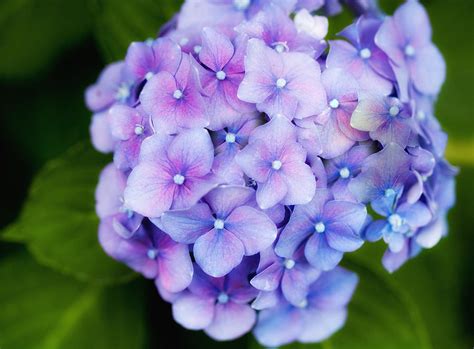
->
[0,0,93,79]
[2,142,135,284]
[93,0,183,62]
[0,248,146,349]
[249,243,431,349]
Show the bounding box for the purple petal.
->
[281,264,321,306]
[194,229,245,277]
[256,172,289,209]
[325,222,364,252]
[398,202,432,229]
[226,206,277,255]
[205,302,256,341]
[299,309,347,343]
[252,290,280,310]
[199,27,234,71]
[364,219,387,242]
[254,305,303,347]
[95,163,127,218]
[124,162,174,217]
[172,292,215,330]
[251,262,284,291]
[157,240,194,293]
[281,161,316,206]
[90,112,115,153]
[324,200,367,233]
[415,216,445,248]
[308,267,358,309]
[204,185,254,218]
[161,203,214,244]
[411,44,445,95]
[167,128,214,177]
[305,233,343,271]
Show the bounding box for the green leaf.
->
[249,243,431,349]
[93,0,183,62]
[0,248,146,349]
[2,142,136,285]
[0,0,93,79]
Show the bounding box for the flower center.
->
[315,222,326,233]
[173,174,185,185]
[217,292,230,304]
[214,219,225,230]
[359,48,371,59]
[134,124,144,135]
[389,105,400,117]
[417,110,426,121]
[145,38,154,47]
[283,259,296,270]
[384,188,396,197]
[276,78,287,89]
[233,0,250,10]
[272,42,288,53]
[272,160,282,170]
[388,214,404,232]
[173,89,183,100]
[147,249,158,260]
[145,72,154,81]
[115,83,130,102]
[404,44,416,57]
[225,133,236,143]
[329,98,340,109]
[339,167,351,179]
[179,37,189,46]
[297,299,308,308]
[216,70,227,81]
[193,45,202,54]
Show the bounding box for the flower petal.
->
[194,229,245,277]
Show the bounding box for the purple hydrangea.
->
[86,0,456,346]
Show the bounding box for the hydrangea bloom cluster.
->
[86,0,456,346]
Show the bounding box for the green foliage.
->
[93,0,182,62]
[2,143,136,285]
[0,0,93,79]
[0,248,147,349]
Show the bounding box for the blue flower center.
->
[216,70,226,81]
[315,222,326,233]
[225,133,236,143]
[283,259,296,270]
[173,89,183,100]
[134,124,144,135]
[272,160,282,170]
[388,214,404,232]
[359,48,371,59]
[115,83,130,102]
[233,0,250,11]
[329,98,340,109]
[147,249,158,260]
[389,105,400,117]
[173,174,185,185]
[276,78,287,89]
[339,167,350,179]
[217,292,229,304]
[297,299,308,308]
[214,219,225,230]
[404,44,416,57]
[145,72,154,81]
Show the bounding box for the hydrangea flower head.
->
[86,0,456,346]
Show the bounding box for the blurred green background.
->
[0,0,472,348]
